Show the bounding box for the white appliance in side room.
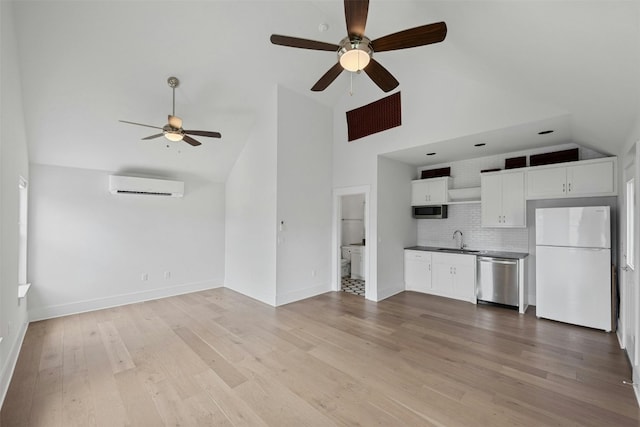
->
[535,206,611,331]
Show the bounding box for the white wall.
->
[341,194,365,246]
[225,90,278,306]
[377,156,417,300]
[275,86,333,305]
[28,164,225,320]
[0,0,31,406]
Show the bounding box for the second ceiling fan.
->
[270,0,447,92]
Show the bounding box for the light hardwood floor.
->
[2,288,639,426]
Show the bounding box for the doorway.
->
[333,186,370,299]
[340,194,366,296]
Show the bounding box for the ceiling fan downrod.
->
[167,76,179,119]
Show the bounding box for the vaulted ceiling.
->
[9,1,640,180]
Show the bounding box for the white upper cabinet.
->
[481,170,526,228]
[566,160,615,196]
[526,157,616,200]
[411,177,450,206]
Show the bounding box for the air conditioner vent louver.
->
[109,175,184,197]
[116,190,173,196]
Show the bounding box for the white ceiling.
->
[10,1,640,181]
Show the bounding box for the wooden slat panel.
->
[346,91,401,141]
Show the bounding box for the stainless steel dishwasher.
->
[477,256,518,308]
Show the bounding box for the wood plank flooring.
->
[2,288,639,426]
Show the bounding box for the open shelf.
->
[448,187,481,204]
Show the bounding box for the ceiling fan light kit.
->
[120,76,222,146]
[270,0,447,92]
[338,36,372,72]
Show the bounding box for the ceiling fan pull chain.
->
[350,72,354,96]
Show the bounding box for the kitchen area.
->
[377,142,618,332]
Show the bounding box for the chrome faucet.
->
[453,230,464,250]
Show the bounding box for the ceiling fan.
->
[270,0,447,93]
[120,77,221,146]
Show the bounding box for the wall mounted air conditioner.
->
[108,175,184,197]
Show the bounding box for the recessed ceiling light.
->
[474,143,486,147]
[538,130,554,135]
[426,152,436,156]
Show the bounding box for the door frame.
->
[620,142,640,388]
[332,185,370,299]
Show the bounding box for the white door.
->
[404,251,431,292]
[567,160,615,197]
[501,171,526,227]
[535,207,610,248]
[481,173,502,227]
[622,154,638,364]
[411,180,430,206]
[536,246,611,331]
[526,166,566,199]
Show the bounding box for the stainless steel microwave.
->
[412,205,448,219]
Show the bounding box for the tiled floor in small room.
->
[341,277,365,296]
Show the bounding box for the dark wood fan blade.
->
[372,22,447,52]
[363,58,399,92]
[119,120,163,130]
[184,130,222,139]
[183,135,202,146]
[344,0,369,38]
[311,63,344,92]
[270,35,339,51]
[142,133,164,140]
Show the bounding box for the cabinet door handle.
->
[428,264,431,271]
[563,183,566,193]
[568,182,572,192]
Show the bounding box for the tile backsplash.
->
[417,203,529,252]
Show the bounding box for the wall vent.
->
[346,91,401,142]
[108,175,184,197]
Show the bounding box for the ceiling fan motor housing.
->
[338,36,373,72]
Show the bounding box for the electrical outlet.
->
[141,273,148,281]
[164,271,171,280]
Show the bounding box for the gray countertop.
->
[405,246,529,260]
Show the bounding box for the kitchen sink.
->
[436,248,480,254]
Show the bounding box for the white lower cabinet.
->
[404,250,432,292]
[405,250,476,303]
[431,253,476,303]
[350,247,364,280]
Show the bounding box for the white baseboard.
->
[276,283,331,307]
[224,282,276,306]
[1,318,29,409]
[632,365,640,407]
[29,280,222,321]
[376,284,404,302]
